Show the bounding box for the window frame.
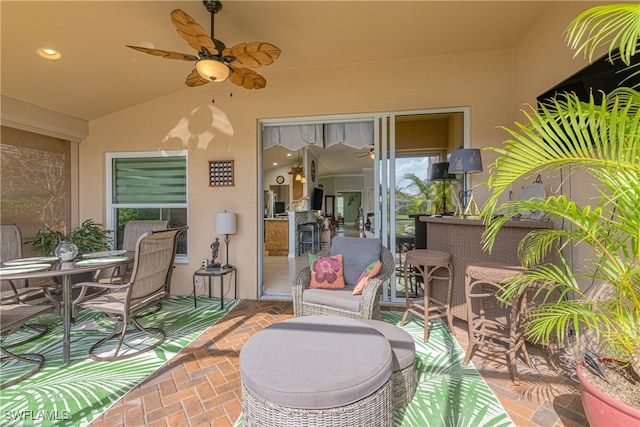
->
[106,150,188,263]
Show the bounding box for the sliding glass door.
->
[362,110,469,303]
[258,108,469,302]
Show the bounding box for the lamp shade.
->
[448,149,483,174]
[216,212,237,235]
[430,162,453,181]
[196,59,230,82]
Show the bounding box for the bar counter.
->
[419,216,553,321]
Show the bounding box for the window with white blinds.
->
[112,157,186,204]
[106,151,188,260]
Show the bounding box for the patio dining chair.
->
[98,220,170,285]
[1,303,52,388]
[1,224,57,307]
[74,226,186,361]
[122,220,170,254]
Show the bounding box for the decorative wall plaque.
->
[209,160,234,187]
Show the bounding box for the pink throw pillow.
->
[352,260,382,295]
[309,254,346,289]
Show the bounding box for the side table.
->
[192,266,237,309]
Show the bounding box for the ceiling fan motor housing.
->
[203,1,222,15]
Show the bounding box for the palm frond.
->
[566,4,640,65]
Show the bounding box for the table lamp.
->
[429,162,455,215]
[448,148,483,218]
[216,211,237,268]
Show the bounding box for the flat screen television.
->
[274,202,285,214]
[537,52,639,106]
[311,187,324,211]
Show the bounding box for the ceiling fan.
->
[126,0,281,90]
[356,146,375,159]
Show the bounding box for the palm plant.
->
[480,3,640,377]
[397,172,448,214]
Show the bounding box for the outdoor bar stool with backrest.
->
[297,222,317,256]
[401,249,454,342]
[462,261,533,385]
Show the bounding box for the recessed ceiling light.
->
[37,48,61,60]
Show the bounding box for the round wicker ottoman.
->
[240,315,394,427]
[358,319,417,409]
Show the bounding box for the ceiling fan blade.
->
[170,9,218,55]
[356,147,375,158]
[127,45,198,61]
[229,67,266,89]
[224,42,281,69]
[185,69,211,87]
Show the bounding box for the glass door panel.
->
[383,110,468,303]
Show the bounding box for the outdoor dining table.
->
[0,253,132,364]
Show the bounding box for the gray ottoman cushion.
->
[240,315,392,410]
[303,285,361,312]
[358,319,415,371]
[330,236,381,285]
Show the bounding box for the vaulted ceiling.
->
[1,1,555,122]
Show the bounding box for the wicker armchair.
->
[292,237,394,320]
[75,227,186,361]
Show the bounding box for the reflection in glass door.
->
[379,110,469,303]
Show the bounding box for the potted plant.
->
[27,219,113,256]
[480,4,639,426]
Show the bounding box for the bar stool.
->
[400,249,454,342]
[297,223,316,256]
[462,262,532,384]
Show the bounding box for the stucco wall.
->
[511,1,611,290]
[81,49,512,298]
[80,1,604,298]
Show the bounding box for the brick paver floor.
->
[90,299,586,427]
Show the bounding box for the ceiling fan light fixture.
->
[196,58,230,82]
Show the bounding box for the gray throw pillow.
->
[330,236,381,285]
